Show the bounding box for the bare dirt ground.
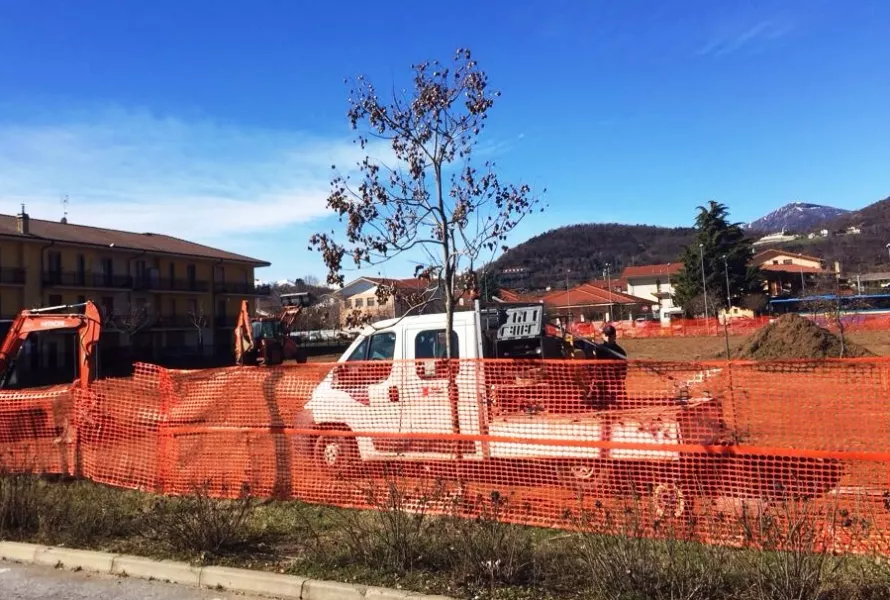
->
[623,330,890,361]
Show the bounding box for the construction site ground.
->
[622,329,890,361]
[307,330,890,363]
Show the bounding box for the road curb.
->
[0,541,456,600]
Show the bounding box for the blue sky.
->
[0,0,888,283]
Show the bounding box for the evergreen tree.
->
[671,201,762,316]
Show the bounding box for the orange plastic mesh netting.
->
[2,357,890,555]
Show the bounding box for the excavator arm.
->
[0,301,102,389]
[234,300,255,365]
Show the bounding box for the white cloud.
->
[0,106,391,244]
[697,18,795,58]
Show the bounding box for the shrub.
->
[0,470,42,540]
[143,482,258,557]
[445,491,536,589]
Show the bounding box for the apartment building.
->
[337,277,440,327]
[0,207,269,378]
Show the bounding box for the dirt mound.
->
[732,313,874,360]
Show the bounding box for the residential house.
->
[752,249,837,297]
[620,263,684,321]
[337,277,440,327]
[533,284,655,322]
[0,207,269,381]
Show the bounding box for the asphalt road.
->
[0,561,267,600]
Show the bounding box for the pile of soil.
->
[732,313,874,360]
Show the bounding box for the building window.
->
[187,264,197,285]
[344,299,352,309]
[354,298,364,308]
[783,259,793,265]
[77,255,86,285]
[101,296,114,317]
[170,299,177,316]
[772,260,779,265]
[100,258,113,286]
[48,251,62,274]
[168,263,175,283]
[48,294,62,307]
[188,299,198,315]
[367,297,376,307]
[214,265,224,283]
[76,295,86,306]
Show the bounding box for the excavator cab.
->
[0,301,102,389]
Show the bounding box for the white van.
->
[296,303,730,517]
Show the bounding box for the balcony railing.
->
[0,268,25,285]
[43,271,132,289]
[133,277,211,293]
[214,282,272,296]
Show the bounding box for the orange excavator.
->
[234,292,313,366]
[0,301,102,389]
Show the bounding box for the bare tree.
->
[310,48,544,357]
[188,302,208,348]
[107,301,155,338]
[799,274,862,357]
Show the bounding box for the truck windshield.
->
[251,321,279,340]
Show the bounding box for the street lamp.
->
[886,242,890,262]
[699,244,709,328]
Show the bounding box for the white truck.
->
[295,303,843,516]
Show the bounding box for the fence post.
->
[156,368,174,495]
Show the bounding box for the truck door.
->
[401,325,480,459]
[329,329,404,457]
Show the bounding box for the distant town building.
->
[336,277,440,327]
[752,249,837,297]
[620,263,684,321]
[752,229,800,246]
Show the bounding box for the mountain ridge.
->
[746,202,849,233]
[494,196,890,289]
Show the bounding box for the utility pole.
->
[565,268,570,325]
[699,244,709,333]
[722,255,732,359]
[605,263,613,322]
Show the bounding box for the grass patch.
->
[2,473,890,600]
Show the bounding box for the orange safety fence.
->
[3,358,890,556]
[570,312,890,339]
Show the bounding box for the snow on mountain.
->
[746,202,850,233]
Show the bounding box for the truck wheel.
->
[314,434,358,476]
[556,461,606,489]
[651,481,691,520]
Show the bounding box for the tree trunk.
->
[437,162,461,459]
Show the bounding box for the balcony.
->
[133,277,211,293]
[0,268,26,285]
[214,315,236,328]
[214,282,272,296]
[43,271,132,289]
[154,315,201,329]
